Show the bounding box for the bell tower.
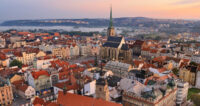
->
[107,6,115,37]
[95,78,110,101]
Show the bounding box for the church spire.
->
[107,5,115,37]
[109,5,113,28]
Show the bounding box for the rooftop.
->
[57,91,122,106]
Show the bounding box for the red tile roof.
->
[57,91,122,106]
[150,49,158,53]
[33,97,45,105]
[50,60,69,69]
[54,32,60,36]
[59,71,69,80]
[69,64,78,69]
[142,47,150,51]
[54,81,79,91]
[18,32,30,36]
[153,56,167,62]
[32,70,50,79]
[0,52,7,60]
[12,80,28,92]
[157,68,167,73]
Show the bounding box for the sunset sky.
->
[0,0,200,20]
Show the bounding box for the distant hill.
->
[1,17,200,28]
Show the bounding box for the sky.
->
[0,0,200,21]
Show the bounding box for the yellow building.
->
[13,41,26,48]
[16,52,36,65]
[10,74,23,84]
[179,65,197,86]
[36,51,46,58]
[0,81,13,106]
[0,53,9,67]
[52,47,70,59]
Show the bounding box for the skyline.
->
[1,0,200,21]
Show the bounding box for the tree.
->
[191,94,200,106]
[172,68,179,76]
[190,61,198,66]
[10,59,23,68]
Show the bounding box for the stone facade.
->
[100,37,132,63]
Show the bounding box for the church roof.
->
[103,42,120,48]
[107,36,122,43]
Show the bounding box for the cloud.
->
[172,0,200,5]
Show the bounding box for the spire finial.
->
[109,4,113,28]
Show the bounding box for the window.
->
[99,88,102,91]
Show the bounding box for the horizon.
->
[1,16,200,22]
[1,0,200,21]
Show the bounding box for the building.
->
[12,41,26,48]
[95,78,110,101]
[9,74,23,84]
[104,61,132,78]
[57,91,122,106]
[14,51,36,65]
[80,44,92,56]
[176,81,189,106]
[179,65,197,85]
[0,35,6,48]
[69,44,80,57]
[195,65,200,88]
[107,6,115,37]
[100,7,132,63]
[12,80,35,99]
[0,80,13,105]
[34,56,56,69]
[122,79,177,106]
[130,40,144,56]
[128,69,153,84]
[52,47,70,59]
[191,55,200,64]
[27,70,52,95]
[0,52,9,67]
[83,80,96,96]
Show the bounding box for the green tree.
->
[172,68,179,76]
[10,59,23,68]
[190,61,198,66]
[191,94,200,106]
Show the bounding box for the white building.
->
[176,81,189,105]
[82,80,96,96]
[24,86,36,99]
[39,44,56,52]
[70,45,80,57]
[196,71,200,89]
[34,56,55,69]
[191,55,200,64]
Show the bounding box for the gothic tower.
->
[95,78,110,101]
[107,6,115,37]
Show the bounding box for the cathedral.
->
[100,7,132,63]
